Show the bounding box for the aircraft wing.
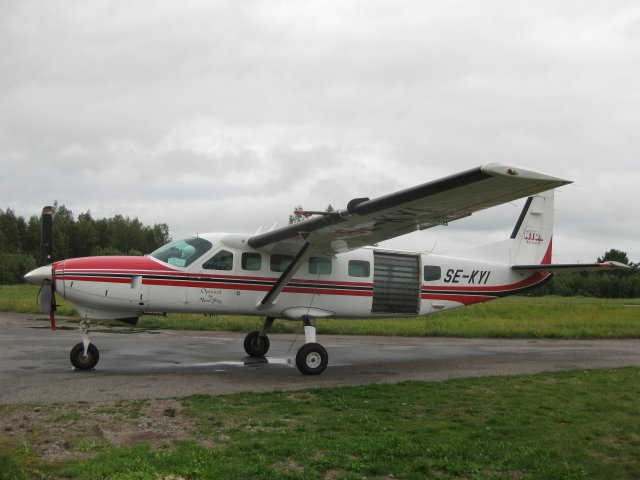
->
[511,261,631,273]
[248,163,572,256]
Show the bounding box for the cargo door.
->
[372,252,420,314]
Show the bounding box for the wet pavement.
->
[2,312,640,404]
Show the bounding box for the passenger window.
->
[202,250,233,271]
[270,254,294,272]
[348,260,370,278]
[309,257,332,275]
[242,252,262,271]
[424,265,442,281]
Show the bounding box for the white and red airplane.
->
[24,163,627,375]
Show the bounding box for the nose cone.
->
[24,265,52,285]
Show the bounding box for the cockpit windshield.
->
[149,236,213,268]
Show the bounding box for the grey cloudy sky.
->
[2,1,639,263]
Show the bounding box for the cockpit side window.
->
[203,250,234,271]
[149,237,213,268]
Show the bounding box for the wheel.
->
[295,343,328,375]
[243,331,270,357]
[70,342,99,370]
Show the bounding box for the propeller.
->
[41,205,53,266]
[24,206,57,330]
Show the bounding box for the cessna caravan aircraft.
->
[24,163,626,375]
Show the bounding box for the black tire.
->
[295,343,328,375]
[243,331,270,357]
[70,342,99,370]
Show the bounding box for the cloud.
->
[1,0,639,262]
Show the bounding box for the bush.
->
[0,254,37,284]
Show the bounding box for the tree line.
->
[0,203,171,284]
[533,249,640,299]
[1,203,638,297]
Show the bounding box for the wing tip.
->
[481,163,572,185]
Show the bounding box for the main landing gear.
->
[69,318,100,370]
[243,315,329,375]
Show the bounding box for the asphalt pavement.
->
[2,311,640,404]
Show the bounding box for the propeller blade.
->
[38,281,52,313]
[41,206,54,266]
[33,206,57,330]
[50,280,57,331]
[37,278,57,330]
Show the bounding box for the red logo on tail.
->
[524,229,543,245]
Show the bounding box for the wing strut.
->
[259,242,311,308]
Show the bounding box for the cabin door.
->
[372,252,420,314]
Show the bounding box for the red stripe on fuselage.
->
[423,272,549,294]
[58,255,375,298]
[283,286,373,297]
[61,275,374,298]
[422,293,497,305]
[421,272,551,305]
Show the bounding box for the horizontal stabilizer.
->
[512,261,631,273]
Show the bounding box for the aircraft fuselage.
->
[51,232,550,322]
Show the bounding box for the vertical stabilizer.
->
[444,189,556,265]
[509,190,554,265]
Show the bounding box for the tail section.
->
[423,189,627,312]
[448,189,555,265]
[508,189,554,265]
[509,189,631,272]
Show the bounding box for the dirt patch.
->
[0,398,197,462]
[272,458,304,474]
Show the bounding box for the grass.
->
[0,284,77,316]
[2,285,640,477]
[1,368,640,479]
[2,284,639,339]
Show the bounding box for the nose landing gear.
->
[70,342,99,370]
[70,318,99,370]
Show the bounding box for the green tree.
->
[288,205,306,225]
[0,253,36,283]
[288,204,336,224]
[0,203,173,284]
[72,211,99,258]
[0,208,22,252]
[24,216,42,261]
[538,248,639,298]
[598,249,630,265]
[147,223,171,251]
[52,203,75,261]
